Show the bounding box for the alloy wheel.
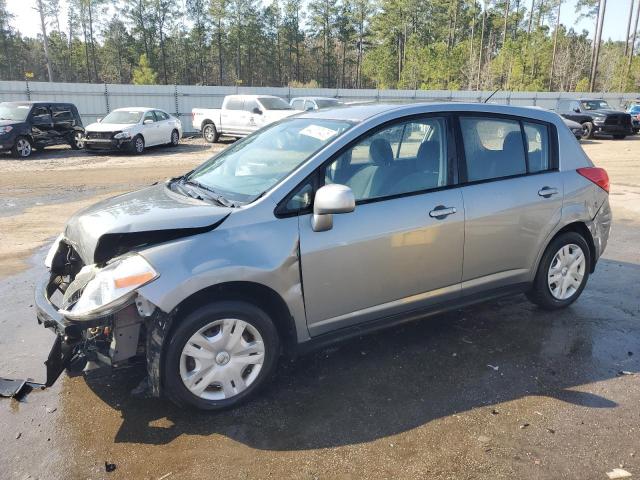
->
[171,130,179,145]
[179,318,265,400]
[135,137,144,153]
[74,132,84,149]
[16,138,31,157]
[204,125,215,142]
[547,243,586,300]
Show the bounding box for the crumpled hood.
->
[85,122,136,132]
[64,183,231,264]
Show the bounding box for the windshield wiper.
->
[183,179,238,208]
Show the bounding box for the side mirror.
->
[252,107,263,115]
[96,117,102,123]
[143,119,153,125]
[305,105,315,111]
[312,184,355,232]
[573,108,580,113]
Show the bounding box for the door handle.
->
[538,186,559,198]
[429,206,457,219]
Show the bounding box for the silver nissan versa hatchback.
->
[35,103,611,410]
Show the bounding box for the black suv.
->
[556,99,633,139]
[0,101,85,158]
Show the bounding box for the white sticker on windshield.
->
[299,124,337,141]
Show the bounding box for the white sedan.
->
[84,107,183,154]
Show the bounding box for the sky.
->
[5,0,636,42]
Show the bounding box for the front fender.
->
[136,213,309,342]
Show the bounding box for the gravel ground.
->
[0,135,639,480]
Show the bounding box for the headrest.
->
[369,138,393,165]
[417,140,441,171]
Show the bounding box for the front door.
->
[142,110,161,145]
[456,115,563,294]
[298,116,465,336]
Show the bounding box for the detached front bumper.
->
[33,273,168,396]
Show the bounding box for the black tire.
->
[633,128,639,134]
[69,131,84,150]
[202,123,219,143]
[582,122,594,139]
[163,301,280,410]
[526,232,591,310]
[11,136,33,158]
[613,134,626,140]
[130,134,145,155]
[169,129,180,146]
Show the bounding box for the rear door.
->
[51,104,75,145]
[456,114,562,295]
[221,97,246,135]
[297,115,465,336]
[154,110,172,143]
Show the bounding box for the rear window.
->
[258,97,292,110]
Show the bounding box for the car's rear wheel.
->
[170,129,180,146]
[163,301,280,410]
[202,123,219,143]
[613,134,626,140]
[581,122,594,139]
[70,131,84,150]
[527,232,591,310]
[131,135,145,154]
[12,136,32,158]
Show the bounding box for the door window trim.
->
[275,112,460,217]
[453,112,558,187]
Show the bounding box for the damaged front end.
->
[11,237,167,398]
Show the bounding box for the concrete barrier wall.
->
[1,80,638,131]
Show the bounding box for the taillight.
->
[577,167,609,193]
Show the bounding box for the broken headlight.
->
[113,131,132,140]
[44,234,64,270]
[60,254,158,321]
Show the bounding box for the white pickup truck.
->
[192,94,297,143]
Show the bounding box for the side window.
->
[460,117,526,182]
[324,117,448,201]
[31,106,51,124]
[143,111,156,123]
[245,99,259,113]
[51,105,73,125]
[523,122,550,173]
[304,100,315,111]
[155,110,169,121]
[284,180,314,212]
[226,98,244,110]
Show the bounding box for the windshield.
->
[315,99,342,109]
[258,97,292,110]
[185,118,352,204]
[0,103,31,121]
[101,110,143,124]
[581,100,611,111]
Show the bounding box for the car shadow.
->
[82,258,638,450]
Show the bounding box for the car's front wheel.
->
[527,232,591,310]
[582,122,594,139]
[12,136,33,158]
[131,135,145,154]
[163,301,280,410]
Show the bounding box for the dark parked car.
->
[0,101,84,158]
[556,99,633,139]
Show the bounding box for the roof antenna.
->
[483,88,500,103]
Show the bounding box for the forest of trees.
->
[0,0,639,92]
